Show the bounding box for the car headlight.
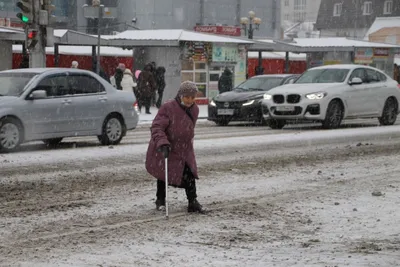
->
[263,94,272,100]
[210,100,216,106]
[242,100,255,106]
[305,92,327,100]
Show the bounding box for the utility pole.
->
[96,4,103,75]
[354,0,359,38]
[83,1,116,75]
[30,0,46,68]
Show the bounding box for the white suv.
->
[261,64,400,129]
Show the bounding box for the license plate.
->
[276,106,295,112]
[218,109,234,115]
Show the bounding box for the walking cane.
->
[165,157,169,219]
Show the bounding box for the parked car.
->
[261,64,400,129]
[208,74,300,126]
[0,68,139,152]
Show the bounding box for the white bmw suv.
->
[261,64,400,129]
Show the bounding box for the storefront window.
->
[181,60,194,71]
[195,62,206,70]
[181,72,193,82]
[181,60,208,98]
[195,72,207,83]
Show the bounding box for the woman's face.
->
[181,95,196,107]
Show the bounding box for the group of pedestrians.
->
[109,62,166,114]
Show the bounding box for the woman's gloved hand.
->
[157,145,171,158]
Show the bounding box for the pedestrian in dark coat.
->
[145,81,204,213]
[155,66,166,108]
[394,64,400,83]
[93,61,110,83]
[19,55,29,68]
[137,63,157,114]
[218,68,233,94]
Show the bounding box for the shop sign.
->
[234,45,247,86]
[194,25,241,36]
[0,18,24,28]
[183,41,212,62]
[354,48,373,64]
[212,44,238,62]
[373,48,390,58]
[0,18,11,27]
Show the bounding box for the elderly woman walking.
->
[145,81,204,213]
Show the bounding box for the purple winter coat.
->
[145,98,199,186]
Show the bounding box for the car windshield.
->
[235,77,283,91]
[0,73,37,96]
[295,69,350,84]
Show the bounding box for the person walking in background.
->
[93,61,110,83]
[133,69,142,100]
[150,62,158,106]
[110,63,125,90]
[120,68,137,94]
[137,63,157,114]
[145,81,205,213]
[218,67,233,94]
[155,66,166,108]
[19,55,29,68]
[394,64,400,83]
[71,61,79,69]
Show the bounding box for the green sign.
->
[212,44,238,62]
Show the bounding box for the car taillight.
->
[133,101,139,111]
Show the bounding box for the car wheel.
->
[215,119,230,126]
[267,119,286,129]
[43,138,63,146]
[0,117,23,153]
[98,114,125,146]
[322,100,343,129]
[379,97,398,126]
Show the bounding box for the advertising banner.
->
[194,26,241,36]
[354,48,373,64]
[212,44,238,62]
[373,48,390,58]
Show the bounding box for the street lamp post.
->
[240,11,263,76]
[240,11,261,40]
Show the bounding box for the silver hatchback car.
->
[0,68,139,152]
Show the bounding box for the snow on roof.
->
[0,27,23,33]
[12,44,133,57]
[282,21,320,39]
[111,29,253,44]
[364,17,400,41]
[291,37,399,48]
[248,51,306,61]
[255,38,275,43]
[53,29,68,38]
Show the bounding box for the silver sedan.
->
[0,68,139,152]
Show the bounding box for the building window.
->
[333,3,342,16]
[294,0,306,11]
[294,12,306,22]
[284,14,290,20]
[181,60,208,97]
[284,0,289,6]
[384,0,393,14]
[363,1,372,15]
[53,0,69,16]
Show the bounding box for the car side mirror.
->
[349,77,363,85]
[29,90,47,100]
